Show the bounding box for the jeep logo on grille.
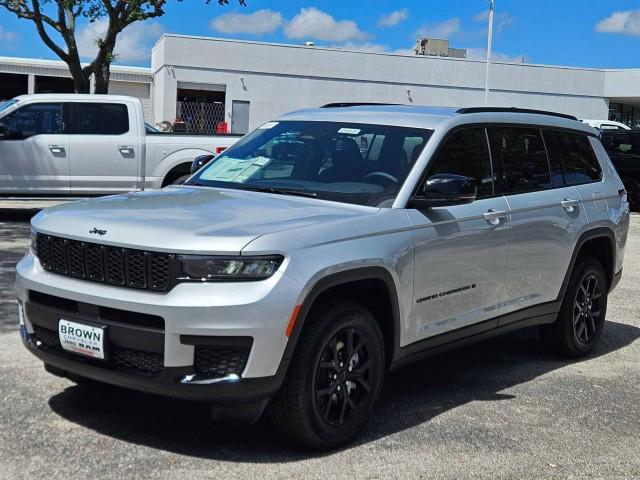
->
[89,227,107,236]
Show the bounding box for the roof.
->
[14,93,142,103]
[277,104,596,134]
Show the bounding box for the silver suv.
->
[16,105,630,449]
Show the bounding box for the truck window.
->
[71,103,129,135]
[0,103,62,139]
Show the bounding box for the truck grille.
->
[36,234,174,292]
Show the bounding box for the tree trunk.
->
[93,60,112,94]
[66,60,91,93]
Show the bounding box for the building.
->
[414,38,467,59]
[3,35,640,133]
[0,56,153,119]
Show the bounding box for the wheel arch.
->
[280,267,402,376]
[559,227,616,300]
[152,148,213,186]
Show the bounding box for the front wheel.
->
[541,257,608,357]
[267,300,385,450]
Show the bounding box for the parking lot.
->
[0,207,638,480]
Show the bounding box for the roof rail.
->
[321,102,400,108]
[456,107,578,121]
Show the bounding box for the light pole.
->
[484,0,495,105]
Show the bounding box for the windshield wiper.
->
[242,185,318,198]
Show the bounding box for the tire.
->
[169,174,190,186]
[540,257,608,358]
[267,300,386,450]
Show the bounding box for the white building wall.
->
[151,35,616,130]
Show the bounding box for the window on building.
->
[424,128,494,198]
[488,127,551,194]
[0,103,62,138]
[71,103,129,135]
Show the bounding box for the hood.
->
[32,186,378,254]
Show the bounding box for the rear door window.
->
[488,127,551,194]
[543,130,602,185]
[70,103,129,135]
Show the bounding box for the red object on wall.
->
[216,122,228,134]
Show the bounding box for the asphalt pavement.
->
[0,208,638,479]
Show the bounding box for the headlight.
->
[177,255,283,281]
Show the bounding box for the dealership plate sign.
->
[58,319,106,360]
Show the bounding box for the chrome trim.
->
[179,373,241,385]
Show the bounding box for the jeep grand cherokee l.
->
[16,105,629,449]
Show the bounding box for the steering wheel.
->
[362,171,399,184]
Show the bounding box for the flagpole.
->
[484,0,495,105]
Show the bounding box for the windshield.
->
[0,99,18,114]
[187,120,432,206]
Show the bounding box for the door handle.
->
[483,209,507,226]
[48,145,65,154]
[561,198,579,213]
[118,145,134,155]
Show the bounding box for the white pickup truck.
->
[0,94,240,196]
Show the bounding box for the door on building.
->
[0,101,70,194]
[231,100,250,134]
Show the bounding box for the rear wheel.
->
[541,257,607,357]
[267,300,385,450]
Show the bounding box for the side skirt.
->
[390,301,560,371]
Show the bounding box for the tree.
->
[0,0,246,93]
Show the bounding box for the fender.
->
[270,266,403,388]
[557,227,616,299]
[150,147,214,181]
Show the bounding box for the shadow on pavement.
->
[47,320,640,461]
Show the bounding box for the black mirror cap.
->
[190,154,215,174]
[409,173,478,208]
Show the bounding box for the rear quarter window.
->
[544,130,602,186]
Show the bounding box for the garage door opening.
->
[176,88,226,134]
[0,73,28,101]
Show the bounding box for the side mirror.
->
[191,154,215,174]
[409,173,477,208]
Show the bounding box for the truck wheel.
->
[267,300,385,450]
[170,174,190,185]
[540,257,608,358]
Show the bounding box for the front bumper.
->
[15,252,302,401]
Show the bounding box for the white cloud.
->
[473,10,515,33]
[378,9,409,27]
[77,19,164,63]
[466,47,526,63]
[210,9,283,35]
[596,9,640,36]
[284,7,366,42]
[0,26,17,43]
[415,18,461,39]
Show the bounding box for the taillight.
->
[215,147,227,154]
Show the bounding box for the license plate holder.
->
[58,319,107,360]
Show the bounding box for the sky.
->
[0,1,639,69]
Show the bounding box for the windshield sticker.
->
[259,122,279,129]
[200,156,272,182]
[338,128,361,135]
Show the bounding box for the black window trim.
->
[406,122,603,207]
[68,102,130,136]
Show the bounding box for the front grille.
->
[36,234,174,292]
[194,346,251,378]
[33,325,163,376]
